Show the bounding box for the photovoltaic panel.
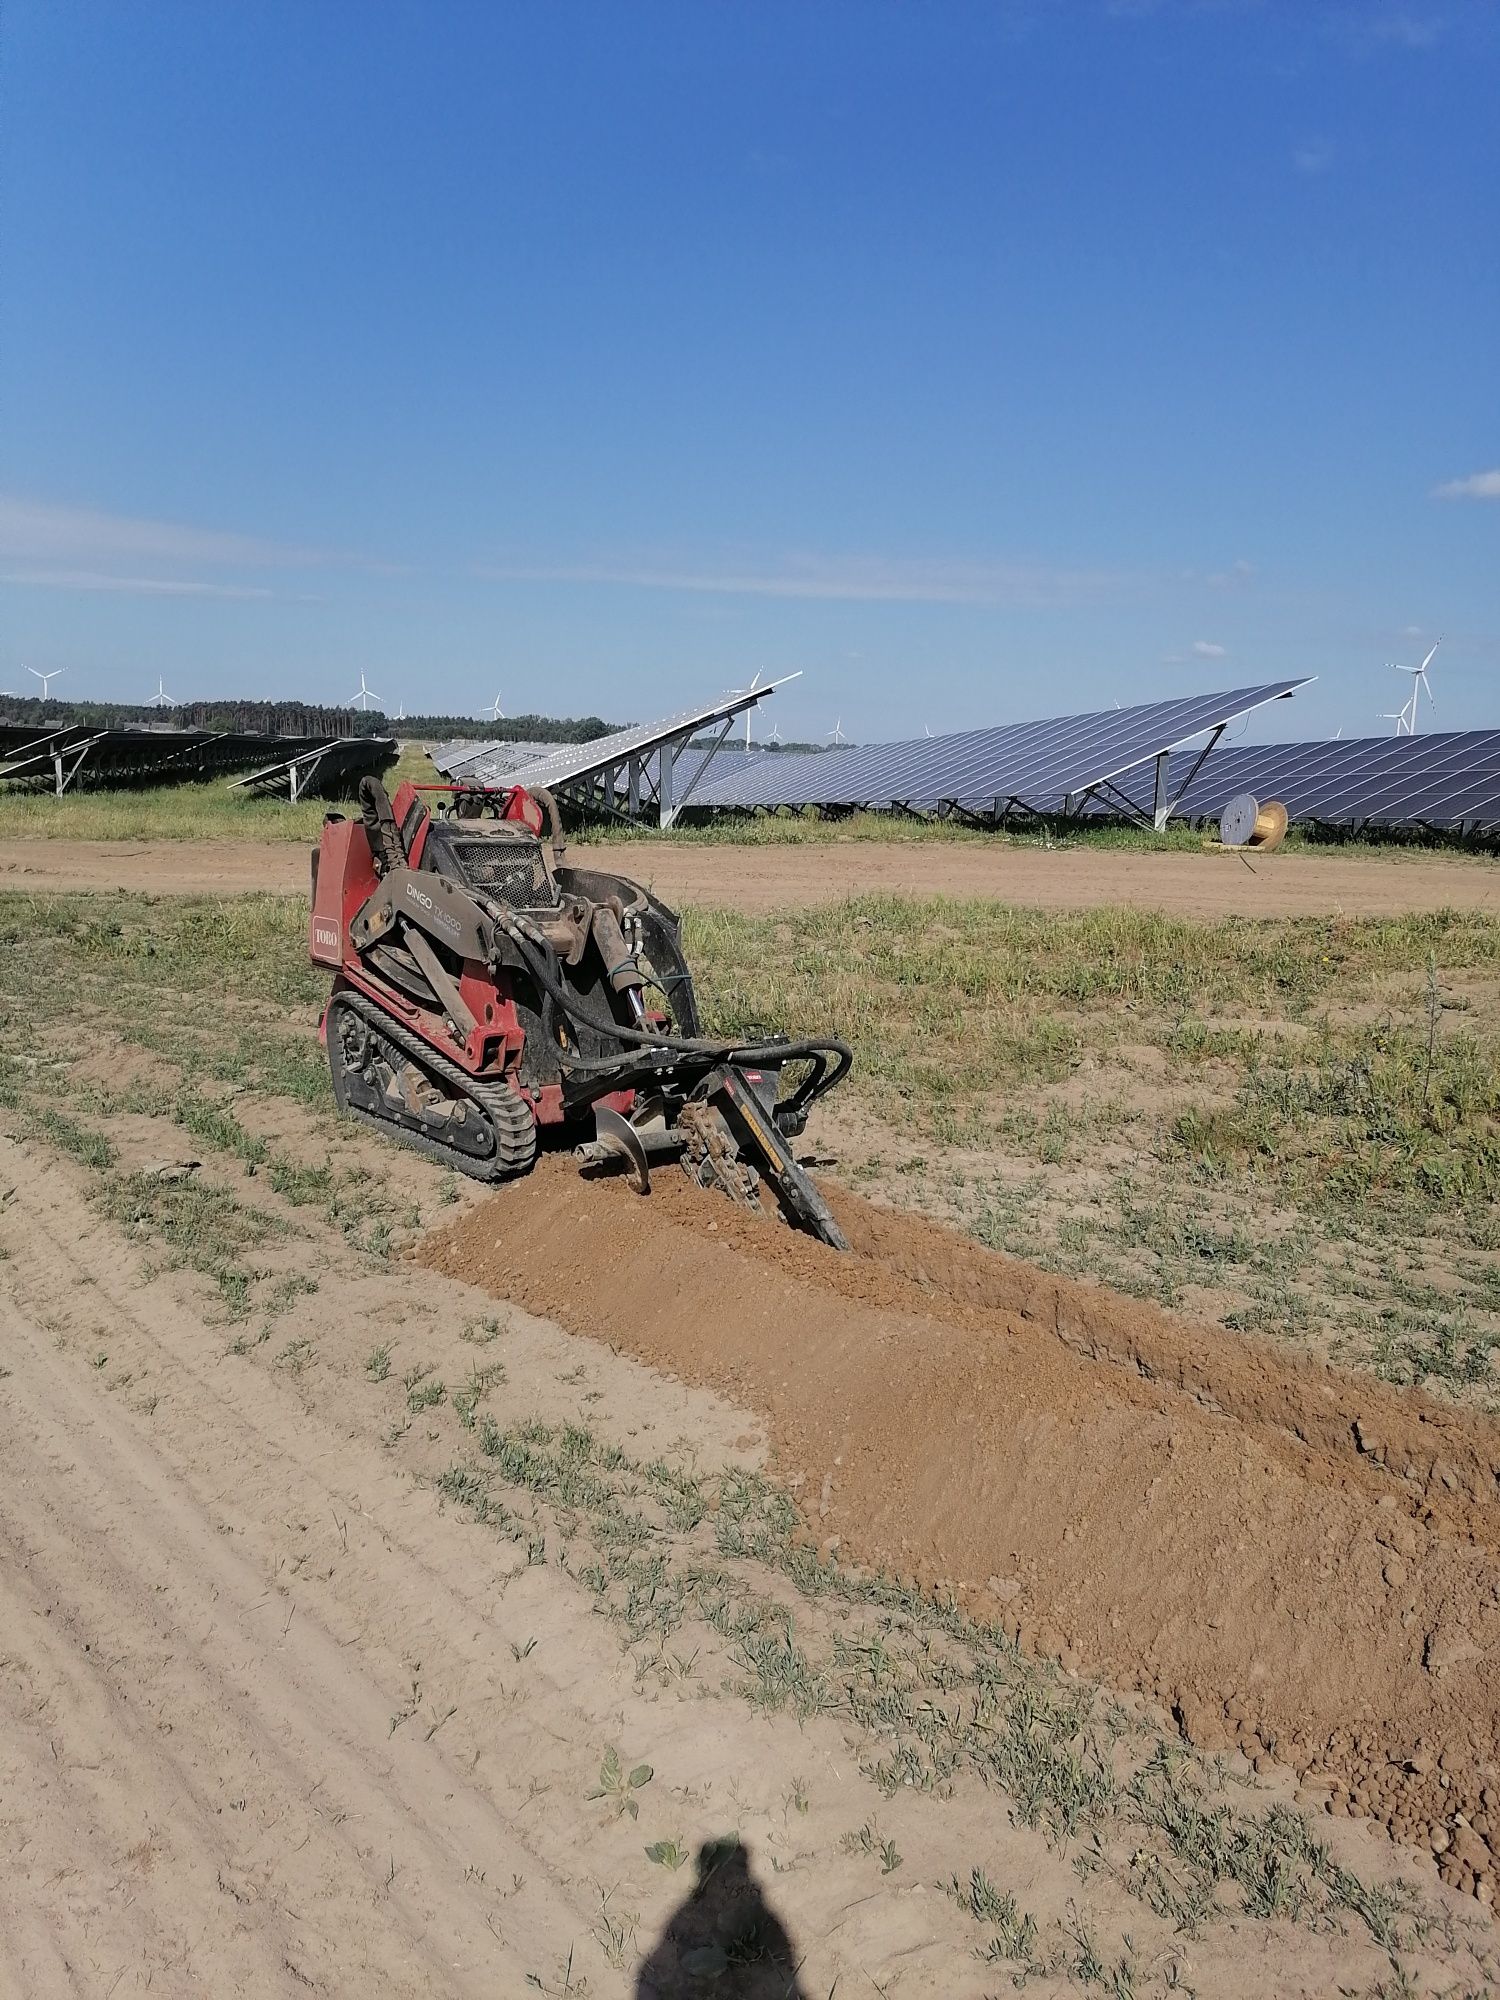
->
[0,725,372,793]
[489,681,796,795]
[432,736,778,800]
[690,680,1310,816]
[429,740,556,782]
[1168,731,1500,831]
[229,737,397,800]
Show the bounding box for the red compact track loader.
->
[309,776,850,1248]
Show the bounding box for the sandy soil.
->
[422,1160,1500,1901]
[4,1082,1492,1993]
[3,832,1499,915]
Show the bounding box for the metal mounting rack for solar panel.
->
[0,725,100,794]
[229,736,397,801]
[440,676,799,826]
[0,724,307,795]
[1060,713,1236,828]
[0,723,394,799]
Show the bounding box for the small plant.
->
[453,1361,505,1428]
[947,1869,1041,1968]
[461,1315,503,1345]
[365,1342,393,1381]
[589,1887,636,1969]
[407,1377,446,1413]
[644,1837,689,1871]
[388,1680,421,1736]
[842,1822,902,1873]
[587,1746,653,1819]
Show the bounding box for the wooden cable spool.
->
[1219,793,1289,850]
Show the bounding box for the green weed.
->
[586,1746,653,1819]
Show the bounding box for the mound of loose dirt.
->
[419,1160,1500,1900]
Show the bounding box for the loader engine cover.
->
[420,820,560,910]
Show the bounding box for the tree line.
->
[0,693,622,743]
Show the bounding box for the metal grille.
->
[441,832,558,908]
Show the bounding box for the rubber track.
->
[332,990,537,1182]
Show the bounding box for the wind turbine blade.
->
[1420,639,1441,675]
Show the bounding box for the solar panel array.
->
[430,689,1500,836]
[1168,731,1500,832]
[229,736,397,801]
[0,723,394,798]
[690,681,1310,818]
[486,681,794,797]
[428,739,556,782]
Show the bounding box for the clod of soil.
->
[419,1158,1500,1900]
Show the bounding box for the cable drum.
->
[1219,792,1289,850]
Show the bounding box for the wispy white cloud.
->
[1292,137,1335,174]
[1326,7,1446,54]
[1191,639,1228,657]
[0,493,331,569]
[0,567,314,601]
[475,552,1134,608]
[1366,8,1445,49]
[1206,558,1256,588]
[1432,469,1500,501]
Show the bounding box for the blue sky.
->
[1,0,1496,742]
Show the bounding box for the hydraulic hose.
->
[532,786,566,868]
[358,775,407,876]
[477,890,849,1074]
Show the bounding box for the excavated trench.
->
[417,1157,1500,1900]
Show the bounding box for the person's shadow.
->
[634,1838,809,1998]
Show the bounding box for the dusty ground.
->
[9,1085,1487,1997]
[3,830,1500,915]
[6,868,1500,1993]
[4,1004,1498,1993]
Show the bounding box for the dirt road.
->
[3,831,1498,915]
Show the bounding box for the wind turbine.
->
[482,690,505,721]
[827,718,847,746]
[743,671,763,749]
[765,720,782,746]
[149,676,173,710]
[28,665,65,699]
[349,671,383,712]
[1384,637,1440,736]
